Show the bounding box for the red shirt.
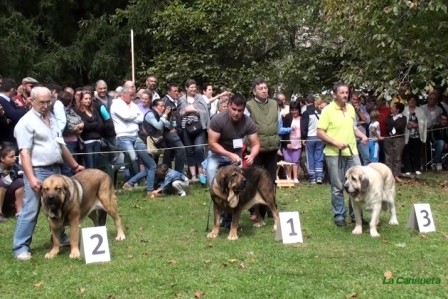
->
[377,106,391,137]
[13,95,26,107]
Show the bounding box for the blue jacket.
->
[159,169,187,191]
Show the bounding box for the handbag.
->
[147,136,165,156]
[64,108,83,135]
[185,119,203,135]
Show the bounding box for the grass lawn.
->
[0,173,447,299]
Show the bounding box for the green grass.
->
[1,174,447,299]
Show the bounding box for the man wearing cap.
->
[14,77,38,107]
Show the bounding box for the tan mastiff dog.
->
[207,165,279,240]
[344,162,398,237]
[41,169,125,259]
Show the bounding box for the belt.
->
[33,164,62,171]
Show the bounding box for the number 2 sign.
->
[80,226,111,264]
[275,211,303,244]
[406,203,436,233]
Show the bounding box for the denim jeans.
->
[117,135,138,180]
[357,139,371,165]
[325,155,361,222]
[306,136,325,181]
[206,152,240,187]
[182,129,206,167]
[368,141,379,163]
[433,140,446,163]
[84,141,101,169]
[163,131,186,173]
[62,141,78,176]
[13,166,61,256]
[126,138,156,191]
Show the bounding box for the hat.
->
[22,77,39,84]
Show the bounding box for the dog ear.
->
[64,184,71,203]
[360,175,370,192]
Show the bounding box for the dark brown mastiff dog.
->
[207,165,279,240]
[41,169,125,259]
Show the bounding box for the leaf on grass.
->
[139,227,144,231]
[382,239,389,244]
[194,290,203,298]
[421,234,427,239]
[219,263,228,268]
[108,296,116,299]
[384,270,393,279]
[127,255,133,259]
[207,243,213,248]
[143,252,149,256]
[228,259,237,263]
[250,258,255,262]
[175,293,182,298]
[79,288,86,293]
[292,244,301,248]
[442,232,448,238]
[168,260,176,265]
[204,260,211,264]
[240,261,246,268]
[34,282,44,288]
[134,204,142,209]
[348,293,359,298]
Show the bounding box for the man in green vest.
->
[246,77,280,220]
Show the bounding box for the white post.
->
[131,29,135,83]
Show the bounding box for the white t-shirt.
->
[368,121,380,141]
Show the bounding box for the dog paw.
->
[370,230,381,238]
[227,234,239,241]
[207,231,219,239]
[352,227,363,235]
[45,251,58,259]
[116,234,126,241]
[389,219,399,226]
[69,250,81,259]
[253,221,266,228]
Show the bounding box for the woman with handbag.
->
[59,91,84,176]
[178,79,210,183]
[75,90,104,169]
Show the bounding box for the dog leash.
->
[338,145,354,169]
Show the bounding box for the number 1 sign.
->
[80,226,111,264]
[275,211,303,244]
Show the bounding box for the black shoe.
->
[335,220,347,227]
[351,218,369,225]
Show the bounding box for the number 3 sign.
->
[275,211,303,244]
[406,203,436,233]
[80,226,111,264]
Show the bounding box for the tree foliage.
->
[1,0,447,95]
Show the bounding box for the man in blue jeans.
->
[206,94,260,229]
[317,83,368,227]
[13,86,85,261]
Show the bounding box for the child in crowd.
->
[0,146,24,221]
[368,109,384,163]
[151,164,189,197]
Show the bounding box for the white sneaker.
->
[179,191,186,197]
[293,179,299,183]
[404,172,411,176]
[16,252,32,261]
[436,163,442,171]
[415,171,422,176]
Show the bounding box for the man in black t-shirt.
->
[206,94,260,229]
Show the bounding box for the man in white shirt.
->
[110,86,143,178]
[47,83,66,135]
[422,92,443,128]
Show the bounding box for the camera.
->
[170,106,177,112]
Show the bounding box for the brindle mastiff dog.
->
[41,169,126,259]
[207,165,279,240]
